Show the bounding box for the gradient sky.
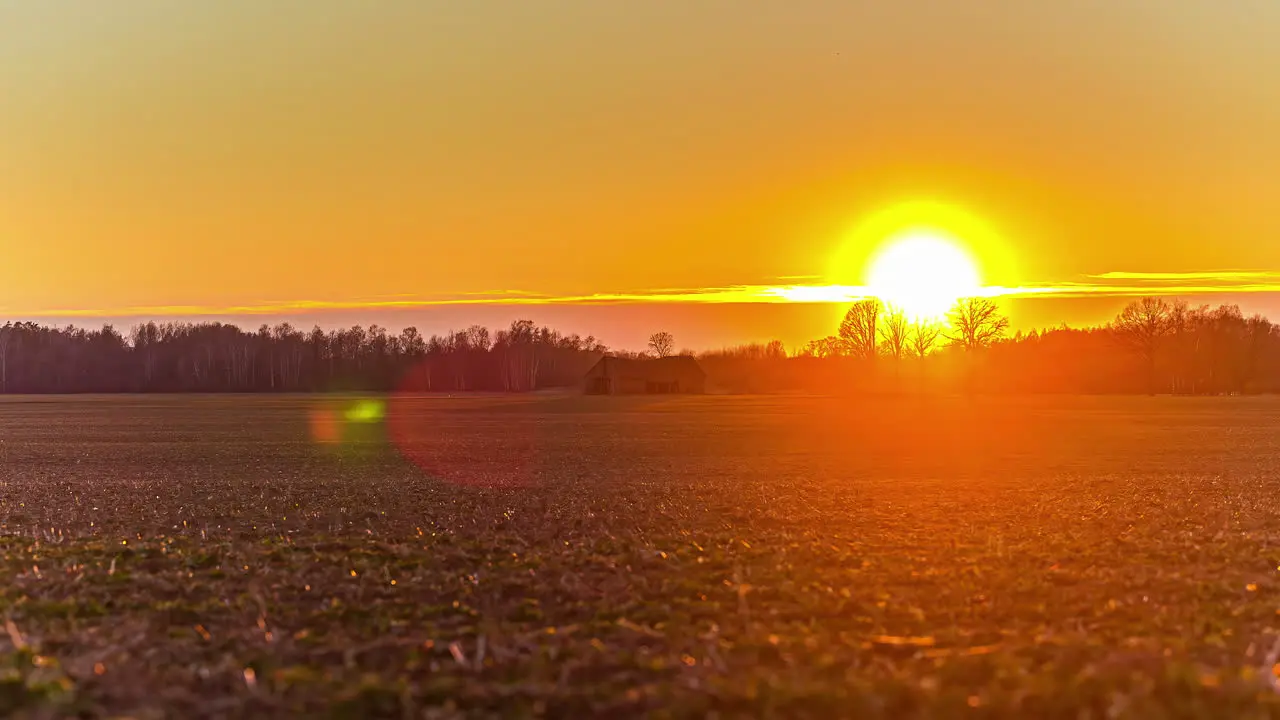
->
[3,1,1279,349]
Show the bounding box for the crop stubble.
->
[0,394,1278,718]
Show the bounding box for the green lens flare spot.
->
[344,399,385,423]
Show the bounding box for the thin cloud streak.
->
[8,271,1280,318]
[1088,271,1280,282]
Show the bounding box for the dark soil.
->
[1,394,1279,718]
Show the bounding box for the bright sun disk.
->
[865,232,981,321]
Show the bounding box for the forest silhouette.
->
[0,297,1273,395]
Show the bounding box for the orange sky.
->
[3,2,1279,349]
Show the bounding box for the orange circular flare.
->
[309,407,341,444]
[386,358,540,488]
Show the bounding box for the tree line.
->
[766,295,1280,395]
[0,320,605,394]
[0,295,1274,395]
[797,297,1010,360]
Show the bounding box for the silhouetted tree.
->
[947,297,1009,352]
[647,332,675,358]
[909,319,944,358]
[0,323,11,393]
[1111,297,1172,394]
[496,320,539,391]
[878,305,910,361]
[839,299,881,360]
[801,336,845,358]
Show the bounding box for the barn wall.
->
[581,358,708,394]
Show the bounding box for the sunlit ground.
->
[0,394,1277,717]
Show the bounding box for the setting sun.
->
[866,232,982,320]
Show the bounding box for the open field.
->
[1,394,1280,718]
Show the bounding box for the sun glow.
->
[865,232,982,320]
[825,200,1008,321]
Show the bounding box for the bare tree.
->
[497,320,540,391]
[947,297,1010,352]
[1244,314,1276,393]
[648,332,675,358]
[909,319,944,358]
[399,327,426,357]
[0,324,9,393]
[1111,297,1172,394]
[801,336,845,358]
[839,299,881,360]
[465,325,492,352]
[878,305,910,361]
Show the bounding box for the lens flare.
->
[309,398,388,447]
[387,358,540,488]
[309,407,342,444]
[344,399,385,423]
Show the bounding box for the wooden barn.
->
[583,355,707,395]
